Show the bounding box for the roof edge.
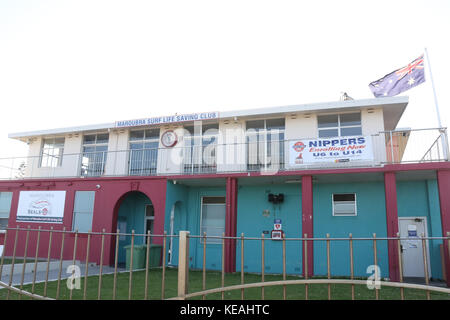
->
[8,96,409,139]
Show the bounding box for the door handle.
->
[400,244,405,253]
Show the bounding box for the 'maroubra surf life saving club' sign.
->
[115,112,219,128]
[289,136,373,166]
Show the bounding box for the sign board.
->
[289,136,373,166]
[115,112,219,128]
[274,219,282,231]
[16,191,66,223]
[408,230,417,237]
[407,224,419,248]
[271,230,283,240]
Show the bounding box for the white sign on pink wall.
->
[16,191,66,223]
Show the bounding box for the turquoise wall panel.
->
[236,184,302,275]
[165,182,226,270]
[164,178,445,281]
[313,181,389,278]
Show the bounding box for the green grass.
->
[0,267,449,300]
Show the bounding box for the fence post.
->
[178,231,190,299]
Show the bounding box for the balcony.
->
[0,128,448,180]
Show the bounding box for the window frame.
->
[39,137,65,168]
[128,128,161,176]
[0,192,13,232]
[80,132,110,177]
[72,191,96,233]
[199,196,226,244]
[183,122,219,174]
[332,193,357,217]
[245,117,285,171]
[144,204,155,235]
[317,112,362,138]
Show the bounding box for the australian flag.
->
[369,55,425,97]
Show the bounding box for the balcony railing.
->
[0,128,448,180]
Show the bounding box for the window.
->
[183,123,218,174]
[129,129,160,175]
[0,192,12,231]
[144,204,155,235]
[81,133,109,177]
[40,138,65,167]
[200,196,226,244]
[332,193,357,216]
[246,118,285,171]
[318,113,362,138]
[72,191,95,232]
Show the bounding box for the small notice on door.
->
[407,224,419,248]
[407,241,418,248]
[408,230,417,237]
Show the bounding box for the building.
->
[0,96,449,285]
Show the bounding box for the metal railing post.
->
[177,231,190,299]
[389,131,395,163]
[396,232,404,300]
[373,233,379,300]
[349,233,354,300]
[326,233,331,300]
[421,233,430,300]
[441,128,449,160]
[304,233,308,300]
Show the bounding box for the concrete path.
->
[0,261,126,289]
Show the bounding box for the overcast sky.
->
[1,0,449,157]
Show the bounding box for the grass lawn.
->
[0,267,449,300]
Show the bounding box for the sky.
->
[1,0,449,158]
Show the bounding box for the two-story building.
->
[0,95,449,286]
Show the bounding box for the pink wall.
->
[384,172,400,282]
[0,177,167,266]
[437,170,450,286]
[225,177,238,273]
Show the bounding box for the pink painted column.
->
[225,177,238,273]
[301,175,314,277]
[384,172,400,282]
[437,170,450,287]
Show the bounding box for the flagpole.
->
[424,47,448,160]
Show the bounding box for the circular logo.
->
[293,141,306,152]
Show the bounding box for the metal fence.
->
[0,128,448,180]
[0,227,449,300]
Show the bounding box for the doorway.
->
[116,191,153,265]
[398,217,431,279]
[168,201,184,265]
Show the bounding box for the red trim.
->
[1,162,449,188]
[384,172,400,282]
[437,170,450,287]
[301,175,314,277]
